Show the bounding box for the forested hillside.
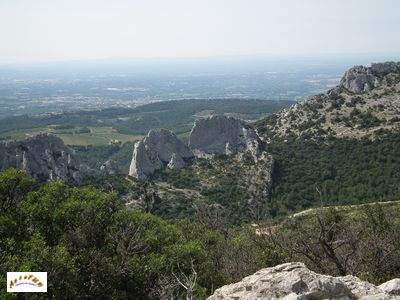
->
[0,99,294,140]
[1,168,399,299]
[267,133,400,216]
[87,132,400,223]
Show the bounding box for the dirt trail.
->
[291,200,400,218]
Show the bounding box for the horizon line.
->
[1,52,400,67]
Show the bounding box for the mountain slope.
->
[257,62,400,140]
[124,116,273,224]
[249,62,400,216]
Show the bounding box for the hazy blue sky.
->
[1,0,399,64]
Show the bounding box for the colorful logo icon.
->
[7,272,47,293]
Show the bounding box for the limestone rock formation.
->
[167,153,186,170]
[129,128,193,180]
[100,159,119,175]
[380,279,400,296]
[339,62,400,93]
[257,61,400,140]
[129,117,271,180]
[189,115,265,159]
[208,262,400,300]
[0,134,98,184]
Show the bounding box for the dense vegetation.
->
[141,154,271,225]
[95,132,400,223]
[0,169,284,299]
[73,142,134,173]
[111,99,294,135]
[268,133,400,215]
[1,169,399,299]
[276,204,400,284]
[75,131,400,228]
[2,93,400,298]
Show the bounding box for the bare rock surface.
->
[0,134,98,184]
[129,128,193,180]
[129,117,270,180]
[100,159,120,175]
[208,262,400,300]
[188,115,265,159]
[339,62,400,93]
[167,152,186,170]
[380,279,400,296]
[257,61,400,140]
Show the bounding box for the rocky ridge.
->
[208,262,400,300]
[0,134,99,184]
[257,61,400,139]
[129,116,268,180]
[340,62,400,93]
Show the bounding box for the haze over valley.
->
[1,55,397,118]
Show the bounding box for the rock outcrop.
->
[129,116,270,180]
[167,153,186,170]
[208,262,400,300]
[100,159,119,175]
[380,279,400,296]
[339,61,400,93]
[129,129,193,180]
[189,115,265,159]
[257,61,400,140]
[0,134,98,184]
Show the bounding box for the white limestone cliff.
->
[129,128,193,180]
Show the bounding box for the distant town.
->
[0,57,352,118]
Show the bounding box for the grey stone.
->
[340,62,400,93]
[338,275,387,299]
[370,62,400,77]
[0,134,98,184]
[167,153,186,170]
[208,262,399,300]
[100,159,119,175]
[129,117,271,179]
[380,279,400,295]
[188,115,264,159]
[129,128,193,180]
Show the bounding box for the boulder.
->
[129,129,193,180]
[208,262,400,300]
[338,275,388,299]
[0,134,98,184]
[380,279,400,296]
[188,115,264,159]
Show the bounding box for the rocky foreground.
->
[208,262,400,300]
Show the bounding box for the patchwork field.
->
[0,126,142,146]
[0,99,295,146]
